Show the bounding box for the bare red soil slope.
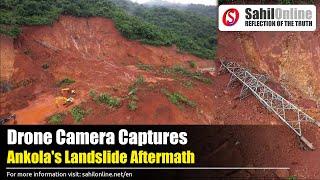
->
[0,15,293,126]
[1,16,215,124]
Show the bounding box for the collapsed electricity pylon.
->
[220,59,320,150]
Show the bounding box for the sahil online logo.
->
[222,8,239,26]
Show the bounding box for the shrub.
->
[70,106,86,123]
[162,67,172,75]
[89,89,99,102]
[98,93,121,108]
[192,73,212,84]
[162,89,196,108]
[57,78,75,87]
[48,113,65,124]
[130,94,138,101]
[279,0,294,4]
[0,26,21,38]
[136,63,153,71]
[134,75,145,86]
[128,100,138,111]
[288,176,297,180]
[128,86,138,96]
[126,75,146,111]
[188,60,196,68]
[89,89,97,98]
[172,65,192,76]
[183,80,193,89]
[163,65,212,84]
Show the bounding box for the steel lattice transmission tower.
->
[220,60,320,150]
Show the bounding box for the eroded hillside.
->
[0,15,285,126]
[217,6,320,108]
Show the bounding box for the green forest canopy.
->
[218,0,314,4]
[0,0,216,59]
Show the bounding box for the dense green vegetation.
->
[70,105,86,123]
[279,0,314,4]
[98,93,121,108]
[111,0,216,58]
[48,113,65,124]
[89,89,121,108]
[180,4,216,19]
[218,0,314,4]
[136,7,215,58]
[0,0,216,59]
[114,0,217,19]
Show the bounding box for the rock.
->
[208,72,216,77]
[274,169,290,178]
